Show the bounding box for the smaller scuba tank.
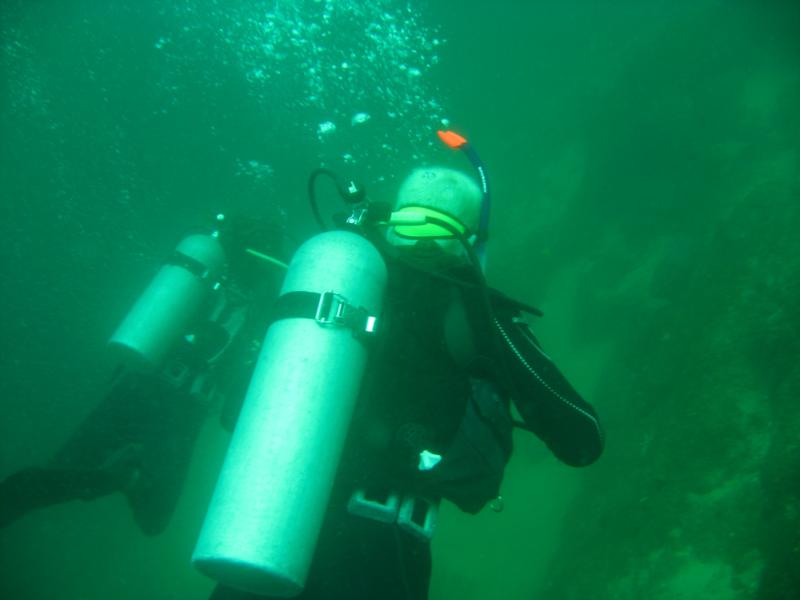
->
[192,230,386,597]
[107,234,227,371]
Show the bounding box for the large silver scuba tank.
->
[107,233,227,371]
[192,230,386,597]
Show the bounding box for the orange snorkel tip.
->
[437,130,468,149]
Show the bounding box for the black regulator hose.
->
[422,216,535,421]
[307,168,366,231]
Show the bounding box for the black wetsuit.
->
[211,250,603,600]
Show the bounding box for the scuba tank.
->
[107,233,227,372]
[193,229,386,597]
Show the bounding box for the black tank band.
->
[272,291,378,340]
[165,250,213,280]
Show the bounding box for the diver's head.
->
[386,166,482,260]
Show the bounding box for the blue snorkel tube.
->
[436,130,490,268]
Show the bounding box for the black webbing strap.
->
[272,290,378,339]
[165,250,212,280]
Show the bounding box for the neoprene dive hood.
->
[388,166,483,256]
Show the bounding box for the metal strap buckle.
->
[315,291,349,326]
[314,291,378,336]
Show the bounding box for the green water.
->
[1,1,798,598]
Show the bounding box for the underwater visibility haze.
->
[1,1,798,599]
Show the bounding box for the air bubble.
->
[318,121,336,136]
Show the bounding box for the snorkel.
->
[436,130,490,268]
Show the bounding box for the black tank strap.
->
[165,250,212,280]
[272,291,378,340]
[272,290,320,321]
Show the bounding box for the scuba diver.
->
[198,131,604,600]
[0,211,287,535]
[0,130,602,599]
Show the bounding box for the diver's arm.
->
[491,309,604,467]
